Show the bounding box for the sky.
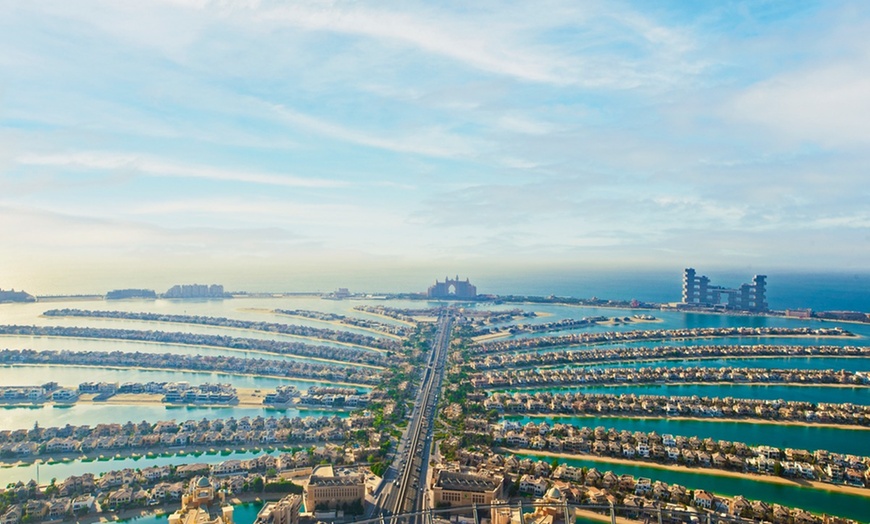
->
[1,0,869,293]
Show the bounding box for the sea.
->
[0,271,869,521]
[475,270,870,312]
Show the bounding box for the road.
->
[374,309,452,522]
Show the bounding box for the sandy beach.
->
[499,448,870,498]
[268,310,403,340]
[473,332,513,343]
[496,379,870,392]
[76,387,365,408]
[352,309,418,327]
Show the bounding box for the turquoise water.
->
[477,270,870,312]
[0,296,419,331]
[504,384,870,405]
[505,415,870,456]
[0,364,362,391]
[476,301,870,342]
[515,454,870,521]
[0,334,369,368]
[0,403,347,431]
[0,450,287,486]
[124,501,265,524]
[1,294,868,520]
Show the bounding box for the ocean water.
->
[477,270,870,312]
[0,284,867,518]
[117,500,265,524]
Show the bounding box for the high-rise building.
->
[164,284,226,299]
[427,276,477,299]
[681,269,767,312]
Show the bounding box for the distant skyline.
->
[2,1,869,292]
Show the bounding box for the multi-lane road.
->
[375,310,452,522]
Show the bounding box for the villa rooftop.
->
[435,470,500,493]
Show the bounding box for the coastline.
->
[530,353,870,370]
[72,491,276,524]
[38,313,390,354]
[503,332,863,353]
[511,412,870,431]
[0,334,385,370]
[471,316,664,343]
[0,440,330,468]
[266,310,403,340]
[491,380,870,392]
[0,362,374,389]
[352,309,417,327]
[500,448,870,498]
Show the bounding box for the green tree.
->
[250,476,264,492]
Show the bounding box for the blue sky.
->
[1,1,869,292]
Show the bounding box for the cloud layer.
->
[1,0,869,291]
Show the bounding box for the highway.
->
[376,309,452,522]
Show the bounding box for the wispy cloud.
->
[267,104,478,159]
[16,152,345,188]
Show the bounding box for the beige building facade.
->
[432,470,503,508]
[304,465,365,511]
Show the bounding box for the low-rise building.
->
[253,494,302,524]
[433,470,504,507]
[304,465,365,511]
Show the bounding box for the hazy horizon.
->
[2,1,869,287]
